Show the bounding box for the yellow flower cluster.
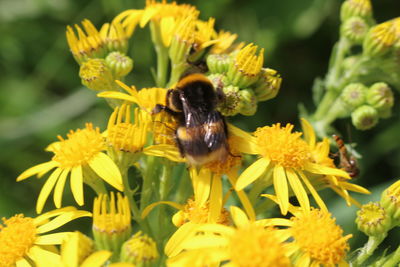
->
[9,1,392,266]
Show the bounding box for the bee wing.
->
[204,111,227,150]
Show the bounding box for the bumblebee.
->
[153,73,228,165]
[332,134,360,178]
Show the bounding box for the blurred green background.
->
[0,0,399,252]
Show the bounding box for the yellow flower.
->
[139,0,198,28]
[66,19,106,64]
[98,80,167,111]
[303,120,370,207]
[17,123,123,213]
[93,193,131,237]
[100,21,130,54]
[107,104,150,153]
[167,206,291,267]
[0,207,91,267]
[34,231,132,267]
[235,119,351,215]
[210,30,241,54]
[264,197,351,267]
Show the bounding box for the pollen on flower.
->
[229,224,290,267]
[173,198,230,226]
[52,123,105,169]
[0,214,36,267]
[255,123,311,169]
[290,209,352,266]
[234,43,264,76]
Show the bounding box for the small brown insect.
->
[332,134,360,178]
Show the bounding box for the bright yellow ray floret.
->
[0,207,91,267]
[167,206,291,267]
[234,119,359,215]
[17,123,123,213]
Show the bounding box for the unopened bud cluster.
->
[67,20,134,91]
[338,82,394,130]
[356,179,400,238]
[206,44,282,116]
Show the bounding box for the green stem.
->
[314,38,350,120]
[382,246,400,267]
[140,156,157,211]
[150,21,169,87]
[175,168,191,204]
[167,62,188,87]
[121,167,152,235]
[353,235,386,266]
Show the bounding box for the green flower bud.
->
[207,73,230,89]
[351,105,378,130]
[105,51,133,78]
[239,89,257,116]
[381,180,400,225]
[340,0,373,22]
[207,54,232,74]
[356,202,392,237]
[79,59,115,91]
[340,83,367,110]
[363,20,397,58]
[102,22,129,54]
[227,43,264,88]
[253,68,282,102]
[341,16,369,44]
[217,85,243,116]
[120,231,159,264]
[366,82,394,114]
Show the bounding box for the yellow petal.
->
[182,235,229,250]
[143,145,185,162]
[140,7,158,27]
[36,168,63,214]
[340,182,371,194]
[227,123,258,154]
[16,258,31,267]
[160,17,175,46]
[89,152,123,191]
[255,218,293,227]
[35,232,70,245]
[236,157,269,190]
[304,162,351,179]
[197,223,235,236]
[142,201,184,218]
[192,168,212,207]
[71,166,84,206]
[97,91,137,103]
[17,161,58,181]
[36,210,91,234]
[81,250,112,267]
[53,168,70,209]
[301,118,316,148]
[27,245,61,265]
[208,176,222,223]
[273,165,289,215]
[227,175,256,221]
[286,168,310,212]
[165,222,199,257]
[297,171,328,212]
[34,207,77,225]
[230,206,249,227]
